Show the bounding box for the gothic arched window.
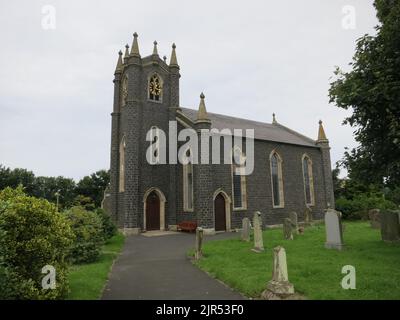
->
[148,74,163,102]
[121,76,128,107]
[119,136,126,192]
[270,151,284,208]
[232,146,247,210]
[302,154,315,205]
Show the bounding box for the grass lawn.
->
[192,221,400,300]
[67,232,125,300]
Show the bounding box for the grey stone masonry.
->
[107,35,336,233]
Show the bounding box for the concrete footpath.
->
[101,231,245,300]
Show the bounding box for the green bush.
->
[64,206,104,264]
[0,187,74,299]
[95,208,117,240]
[335,193,397,220]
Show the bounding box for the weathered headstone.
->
[380,210,400,242]
[304,205,314,226]
[325,209,344,250]
[195,227,204,260]
[241,217,251,242]
[252,211,264,252]
[283,218,293,240]
[262,246,294,299]
[369,209,381,229]
[289,212,299,234]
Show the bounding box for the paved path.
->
[101,231,245,300]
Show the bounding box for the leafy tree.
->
[73,195,95,211]
[76,170,110,208]
[95,208,117,240]
[31,176,76,210]
[0,165,110,210]
[0,187,74,299]
[329,0,400,187]
[0,165,35,194]
[64,206,104,264]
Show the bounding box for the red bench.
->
[178,221,197,232]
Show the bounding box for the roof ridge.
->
[180,107,274,128]
[179,107,317,148]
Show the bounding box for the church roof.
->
[180,107,318,148]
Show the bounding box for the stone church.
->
[107,33,335,234]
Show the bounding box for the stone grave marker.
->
[325,209,344,250]
[252,211,264,252]
[195,227,204,260]
[369,209,381,229]
[289,212,299,234]
[380,210,400,242]
[304,205,314,226]
[262,246,294,299]
[283,218,294,240]
[241,217,251,242]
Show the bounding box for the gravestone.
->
[380,210,400,242]
[283,218,293,240]
[325,209,344,250]
[289,212,299,234]
[304,205,314,226]
[262,246,294,299]
[252,211,264,252]
[195,227,204,260]
[369,209,381,229]
[241,217,251,242]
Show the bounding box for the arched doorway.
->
[146,191,160,231]
[215,193,226,231]
[143,187,166,231]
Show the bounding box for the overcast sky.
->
[0,0,378,180]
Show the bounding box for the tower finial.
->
[124,44,130,59]
[115,50,123,73]
[152,40,158,55]
[169,43,179,67]
[317,120,328,141]
[197,92,209,121]
[272,113,277,124]
[130,32,140,57]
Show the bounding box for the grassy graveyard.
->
[67,232,125,300]
[192,221,400,300]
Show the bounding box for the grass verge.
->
[192,221,400,299]
[67,232,125,300]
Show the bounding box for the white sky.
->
[0,0,378,180]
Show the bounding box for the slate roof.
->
[180,107,318,148]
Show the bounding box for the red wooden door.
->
[214,193,226,231]
[146,191,160,231]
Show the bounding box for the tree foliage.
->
[329,0,400,187]
[64,206,104,264]
[0,187,74,299]
[76,170,110,208]
[0,165,110,210]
